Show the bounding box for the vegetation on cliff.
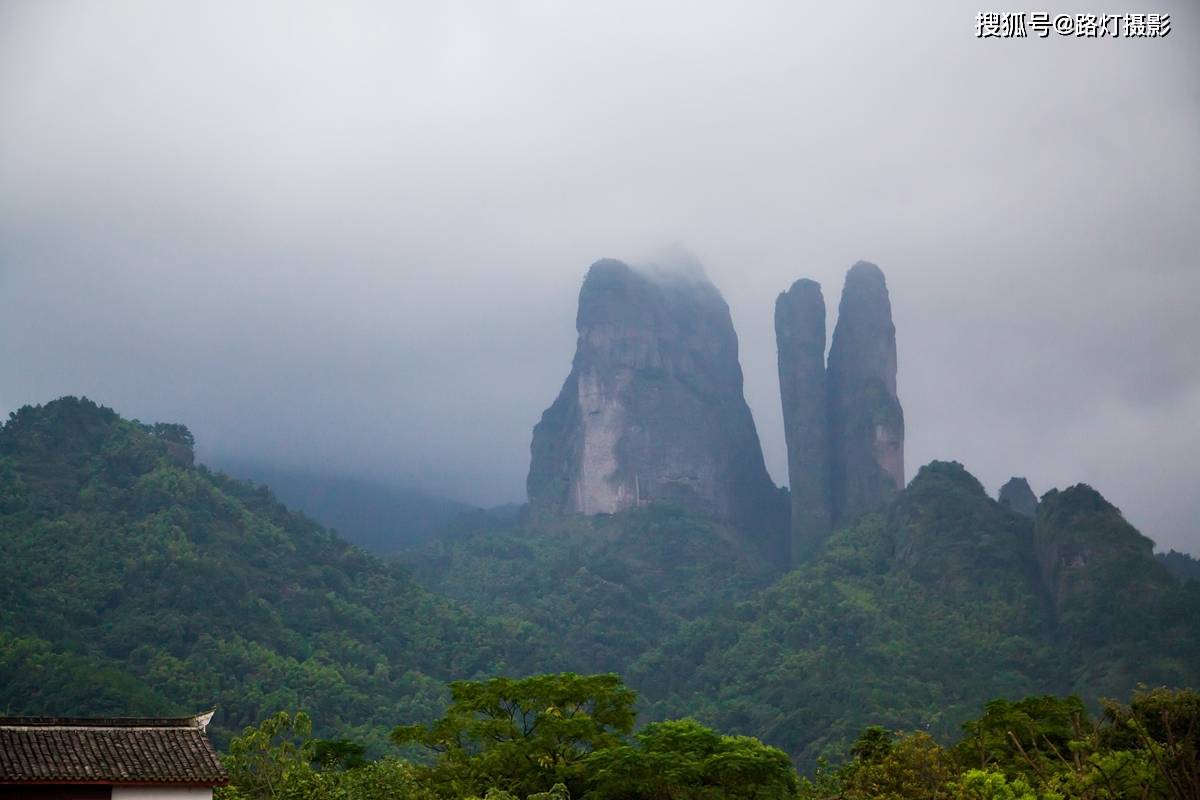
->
[412,462,1200,766]
[2,397,1198,778]
[0,397,538,748]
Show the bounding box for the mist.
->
[1,1,1197,551]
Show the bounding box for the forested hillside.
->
[211,459,468,554]
[636,464,1199,764]
[3,398,1198,774]
[1158,548,1200,582]
[0,398,538,748]
[409,504,778,676]
[407,462,1200,766]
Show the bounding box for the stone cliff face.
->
[528,259,785,553]
[999,476,1038,518]
[826,261,905,526]
[774,261,906,559]
[775,279,831,562]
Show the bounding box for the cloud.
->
[2,0,1197,549]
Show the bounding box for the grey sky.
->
[2,1,1197,551]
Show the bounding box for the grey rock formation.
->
[827,261,905,525]
[775,279,831,561]
[528,258,785,554]
[998,476,1038,518]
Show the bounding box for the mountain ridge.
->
[0,397,539,750]
[3,397,1197,772]
[208,459,469,554]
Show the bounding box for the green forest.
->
[405,463,1200,766]
[2,398,1198,797]
[216,677,1200,800]
[0,398,544,750]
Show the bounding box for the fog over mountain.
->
[1,1,1197,551]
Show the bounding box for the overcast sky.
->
[2,1,1197,552]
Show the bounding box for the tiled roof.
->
[0,712,228,785]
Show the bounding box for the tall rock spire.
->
[528,258,786,555]
[775,279,832,561]
[827,261,905,525]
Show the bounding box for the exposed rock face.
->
[528,259,785,553]
[998,476,1038,518]
[827,261,904,526]
[775,279,831,561]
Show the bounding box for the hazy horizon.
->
[2,2,1196,552]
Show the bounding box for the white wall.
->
[112,788,212,800]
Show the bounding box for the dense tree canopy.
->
[585,718,797,800]
[393,673,637,798]
[3,398,1199,777]
[799,686,1200,800]
[412,462,1200,765]
[0,397,541,747]
[216,683,1200,800]
[217,673,798,800]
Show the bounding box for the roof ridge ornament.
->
[191,709,216,731]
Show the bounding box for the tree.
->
[218,711,428,800]
[951,769,1037,800]
[837,730,955,800]
[309,738,368,771]
[219,711,313,800]
[393,672,636,798]
[851,726,896,764]
[150,422,195,448]
[1101,686,1200,800]
[954,696,1090,778]
[586,717,797,800]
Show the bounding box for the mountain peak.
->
[904,459,990,500]
[845,259,886,284]
[998,476,1038,518]
[827,261,904,523]
[529,257,786,558]
[775,278,830,562]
